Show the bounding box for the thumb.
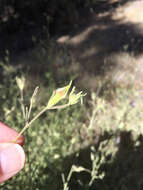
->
[0,143,25,183]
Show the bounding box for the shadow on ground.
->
[56,0,143,91]
[34,131,143,190]
[89,132,143,190]
[67,132,143,190]
[1,0,143,93]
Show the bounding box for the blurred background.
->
[1,0,143,189]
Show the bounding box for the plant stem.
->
[13,103,70,143]
[50,103,70,110]
[13,106,48,143]
[27,87,39,120]
[20,90,26,119]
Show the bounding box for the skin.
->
[0,122,25,183]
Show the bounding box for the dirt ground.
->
[57,0,143,95]
[6,0,143,105]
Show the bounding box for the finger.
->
[0,143,25,183]
[0,122,24,145]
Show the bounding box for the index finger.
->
[0,122,24,146]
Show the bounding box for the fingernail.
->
[0,122,25,146]
[0,144,25,181]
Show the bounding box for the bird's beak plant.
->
[14,77,86,143]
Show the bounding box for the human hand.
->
[0,122,25,183]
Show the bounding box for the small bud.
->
[68,87,86,105]
[47,81,72,107]
[30,86,39,104]
[72,165,87,173]
[16,76,25,91]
